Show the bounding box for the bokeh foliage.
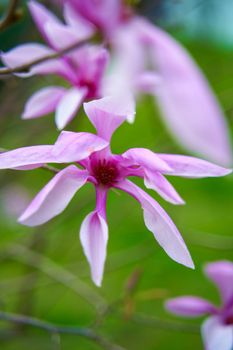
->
[0,1,232,349]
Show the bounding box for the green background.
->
[0,1,233,349]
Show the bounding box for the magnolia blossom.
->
[166,260,233,350]
[62,0,232,165]
[0,97,231,286]
[1,1,108,129]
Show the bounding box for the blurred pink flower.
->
[1,184,30,219]
[1,1,108,129]
[62,0,232,165]
[165,260,233,350]
[0,97,231,286]
[63,0,122,37]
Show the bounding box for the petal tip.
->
[223,168,232,176]
[176,254,195,270]
[21,111,32,120]
[164,299,174,312]
[92,275,102,287]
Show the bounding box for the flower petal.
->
[80,211,108,286]
[70,45,109,96]
[140,19,232,166]
[202,316,233,350]
[165,296,216,317]
[0,146,55,169]
[158,154,232,178]
[84,96,134,140]
[68,0,121,37]
[44,21,92,52]
[31,58,74,79]
[52,131,109,162]
[19,165,88,226]
[115,180,194,269]
[0,132,108,169]
[1,43,54,76]
[204,261,233,306]
[22,86,66,119]
[55,87,87,129]
[123,148,172,173]
[144,170,185,205]
[136,71,161,94]
[28,1,61,45]
[64,3,95,34]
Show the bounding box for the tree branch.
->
[0,310,126,350]
[3,243,107,313]
[187,229,233,250]
[0,37,92,76]
[0,0,20,31]
[131,312,199,334]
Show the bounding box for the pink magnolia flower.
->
[0,97,231,286]
[165,260,233,350]
[1,1,109,129]
[63,0,124,38]
[62,0,232,165]
[1,184,30,219]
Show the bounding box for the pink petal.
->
[55,87,87,129]
[139,19,232,166]
[144,170,185,205]
[202,316,233,350]
[0,133,108,169]
[63,3,95,34]
[204,261,233,306]
[22,86,66,119]
[102,65,137,124]
[84,96,134,140]
[136,71,161,94]
[1,43,54,76]
[103,22,142,123]
[68,0,121,37]
[122,148,172,173]
[31,58,74,80]
[165,296,216,317]
[19,165,88,226]
[28,1,61,45]
[52,131,109,162]
[115,180,194,269]
[0,146,55,169]
[70,45,109,95]
[158,154,232,178]
[80,211,108,286]
[44,21,92,52]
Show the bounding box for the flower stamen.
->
[93,159,119,186]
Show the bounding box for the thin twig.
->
[41,164,60,174]
[0,241,154,297]
[0,0,20,31]
[131,312,199,334]
[15,231,46,331]
[0,311,126,350]
[0,37,93,76]
[187,230,233,250]
[3,243,107,313]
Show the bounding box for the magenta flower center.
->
[93,159,119,186]
[79,79,98,99]
[224,314,233,325]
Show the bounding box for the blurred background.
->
[0,0,233,349]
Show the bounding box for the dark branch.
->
[0,311,126,350]
[0,0,20,31]
[0,37,93,76]
[131,312,199,334]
